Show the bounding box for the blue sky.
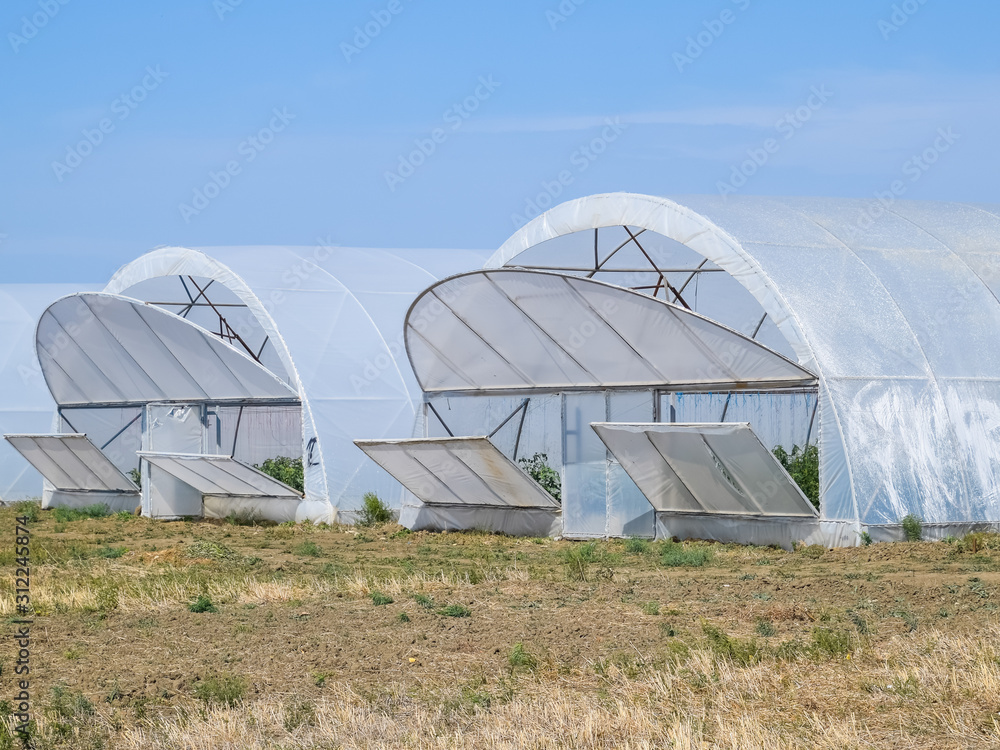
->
[1,0,997,281]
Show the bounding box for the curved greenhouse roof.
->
[101,245,487,521]
[406,268,816,393]
[490,193,1000,543]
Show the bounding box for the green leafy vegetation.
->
[127,468,141,488]
[901,514,923,542]
[188,594,218,613]
[371,591,394,606]
[772,444,819,509]
[294,541,322,557]
[52,504,111,522]
[860,530,874,546]
[358,491,393,526]
[439,604,471,618]
[517,453,561,501]
[226,509,264,526]
[46,685,94,739]
[563,541,607,581]
[413,593,436,609]
[624,537,650,555]
[193,673,247,706]
[508,642,537,671]
[12,500,40,522]
[659,540,712,568]
[97,545,127,559]
[755,619,776,637]
[253,456,304,493]
[702,623,765,666]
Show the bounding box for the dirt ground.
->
[3,506,1000,748]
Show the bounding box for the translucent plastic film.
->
[592,422,818,518]
[139,452,302,498]
[406,270,815,393]
[37,293,297,407]
[355,437,560,509]
[5,434,137,493]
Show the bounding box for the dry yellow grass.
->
[17,628,1000,750]
[4,508,1000,748]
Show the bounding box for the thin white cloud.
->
[462,68,999,136]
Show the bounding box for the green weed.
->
[193,673,247,706]
[358,492,393,526]
[901,514,923,542]
[188,594,218,613]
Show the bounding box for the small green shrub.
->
[358,492,393,526]
[193,673,247,706]
[397,612,411,623]
[12,500,41,522]
[772,443,819,509]
[957,532,1000,553]
[294,541,322,557]
[641,601,660,615]
[859,530,874,546]
[563,541,602,581]
[127,468,141,488]
[439,604,471,618]
[52,504,111,522]
[659,541,712,568]
[97,546,127,559]
[188,594,218,613]
[311,672,331,687]
[624,537,650,555]
[46,684,94,738]
[901,514,923,542]
[370,591,393,606]
[413,593,436,609]
[517,453,561,501]
[848,610,870,635]
[254,456,304,493]
[702,623,764,666]
[810,627,853,656]
[508,642,537,670]
[755,619,776,637]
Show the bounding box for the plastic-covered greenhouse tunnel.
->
[357,193,1000,548]
[5,192,1000,548]
[4,245,485,524]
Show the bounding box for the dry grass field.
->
[2,501,1000,749]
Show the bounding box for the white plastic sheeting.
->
[104,246,487,522]
[139,452,300,522]
[356,437,561,537]
[5,434,139,510]
[406,270,814,393]
[592,423,817,517]
[490,194,1000,542]
[37,293,297,407]
[0,284,93,501]
[355,437,559,508]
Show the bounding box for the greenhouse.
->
[7,245,485,521]
[0,283,93,501]
[361,193,1000,547]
